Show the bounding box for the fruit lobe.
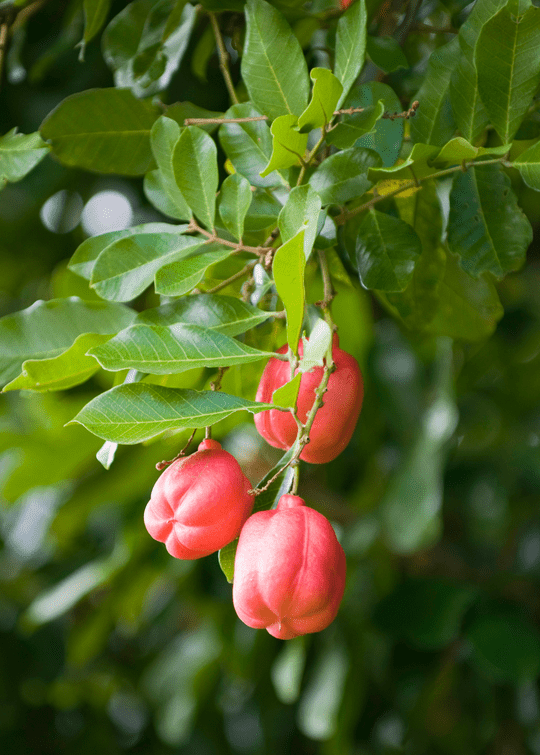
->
[144,439,254,559]
[254,335,363,463]
[232,494,346,639]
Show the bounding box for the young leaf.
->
[355,209,422,292]
[219,103,285,188]
[278,184,321,261]
[173,126,218,230]
[150,116,191,220]
[3,333,111,393]
[476,2,540,144]
[433,137,511,165]
[0,298,136,388]
[96,440,118,470]
[90,233,204,301]
[87,322,274,374]
[218,174,253,241]
[136,294,271,336]
[447,164,533,278]
[40,89,159,175]
[69,223,186,280]
[297,68,343,133]
[325,100,384,149]
[273,229,306,355]
[272,374,301,408]
[335,0,368,108]
[299,318,333,373]
[0,129,50,185]
[69,384,279,443]
[260,115,308,176]
[410,37,459,147]
[242,0,309,120]
[154,245,233,296]
[309,146,379,205]
[512,139,540,191]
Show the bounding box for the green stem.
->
[208,12,239,105]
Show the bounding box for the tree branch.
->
[208,12,239,106]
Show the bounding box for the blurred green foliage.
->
[1,0,540,753]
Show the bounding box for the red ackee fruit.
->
[254,335,364,464]
[233,494,346,639]
[144,439,254,559]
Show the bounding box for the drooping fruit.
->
[233,494,346,639]
[144,439,254,559]
[254,335,363,463]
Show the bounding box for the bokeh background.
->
[2,1,540,753]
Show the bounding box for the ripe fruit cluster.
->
[144,338,363,638]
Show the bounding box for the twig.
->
[211,366,229,391]
[316,249,336,325]
[208,12,239,105]
[156,428,197,469]
[381,100,419,120]
[187,218,273,257]
[202,260,258,295]
[334,155,509,225]
[183,104,416,127]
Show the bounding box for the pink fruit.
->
[144,439,254,559]
[233,494,346,639]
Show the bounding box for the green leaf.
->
[0,129,50,184]
[69,223,185,280]
[449,0,505,144]
[90,232,204,301]
[309,146,379,205]
[272,373,301,408]
[375,579,477,650]
[297,68,343,133]
[0,297,135,388]
[422,250,503,340]
[3,333,111,392]
[242,0,309,120]
[144,170,187,219]
[410,37,459,147]
[476,2,540,143]
[219,103,285,188]
[82,0,111,44]
[102,0,196,98]
[273,229,306,355]
[325,100,384,150]
[260,114,308,176]
[433,137,511,165]
[355,209,422,292]
[278,184,321,260]
[244,191,282,233]
[173,126,218,229]
[69,383,279,443]
[367,142,438,182]
[218,174,253,241]
[219,450,295,582]
[447,164,532,278]
[467,612,540,682]
[350,82,404,167]
[154,245,233,296]
[40,88,159,175]
[366,35,409,73]
[334,0,368,108]
[87,322,273,374]
[136,294,271,336]
[150,116,191,220]
[513,138,540,190]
